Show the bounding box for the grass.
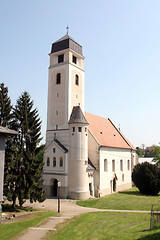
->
[77,187,160,211]
[46,211,160,240]
[0,211,56,240]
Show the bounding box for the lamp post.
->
[57,181,61,213]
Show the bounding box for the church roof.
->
[69,106,88,125]
[50,34,83,56]
[85,112,136,150]
[54,139,68,153]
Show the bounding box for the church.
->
[43,33,137,200]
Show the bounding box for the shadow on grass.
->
[2,204,34,212]
[118,190,143,196]
[137,232,160,240]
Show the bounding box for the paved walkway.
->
[14,199,150,240]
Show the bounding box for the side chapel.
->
[43,34,137,199]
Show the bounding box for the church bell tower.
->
[46,34,85,147]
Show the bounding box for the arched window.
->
[120,160,123,171]
[60,157,63,167]
[47,157,50,166]
[104,159,108,172]
[127,160,130,170]
[75,74,79,85]
[112,160,115,172]
[56,73,61,84]
[53,157,56,167]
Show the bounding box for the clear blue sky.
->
[1,0,160,148]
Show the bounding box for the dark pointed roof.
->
[68,106,88,125]
[50,34,83,56]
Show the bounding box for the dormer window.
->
[75,75,79,85]
[58,54,64,63]
[72,55,77,64]
[56,73,61,84]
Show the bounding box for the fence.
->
[150,204,160,229]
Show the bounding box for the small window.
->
[120,160,123,171]
[56,110,58,116]
[104,159,108,172]
[72,55,77,64]
[72,127,75,132]
[57,93,59,97]
[58,54,64,63]
[54,133,56,139]
[53,148,56,153]
[112,160,115,172]
[85,127,87,132]
[53,157,56,167]
[78,127,82,132]
[127,160,130,170]
[56,125,58,130]
[76,94,78,99]
[60,157,63,167]
[47,157,50,166]
[75,75,79,85]
[56,73,61,84]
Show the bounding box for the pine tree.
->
[0,83,12,127]
[0,82,12,180]
[4,91,46,207]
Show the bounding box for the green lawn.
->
[0,212,56,240]
[77,188,160,211]
[46,212,160,240]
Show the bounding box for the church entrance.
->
[50,178,58,197]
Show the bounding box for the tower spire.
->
[66,26,69,35]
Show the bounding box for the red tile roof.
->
[85,112,136,150]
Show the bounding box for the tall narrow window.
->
[56,73,61,84]
[120,160,123,171]
[53,148,56,153]
[72,127,75,132]
[53,157,56,167]
[58,54,64,63]
[72,55,77,64]
[56,125,58,130]
[104,159,108,172]
[75,74,79,85]
[60,157,63,167]
[112,160,115,172]
[127,160,130,170]
[47,157,50,166]
[56,110,58,116]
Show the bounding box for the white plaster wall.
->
[99,147,132,191]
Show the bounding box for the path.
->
[14,199,150,240]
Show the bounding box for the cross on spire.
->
[66,26,69,35]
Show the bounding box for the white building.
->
[43,34,137,200]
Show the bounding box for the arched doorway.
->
[50,178,58,197]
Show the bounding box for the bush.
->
[132,162,160,195]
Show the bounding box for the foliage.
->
[47,212,160,240]
[0,83,12,127]
[77,187,160,210]
[136,147,143,157]
[132,162,160,195]
[0,212,56,240]
[4,91,46,207]
[153,146,160,164]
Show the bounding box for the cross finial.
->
[66,26,69,35]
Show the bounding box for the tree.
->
[4,91,46,207]
[132,162,160,195]
[136,147,143,157]
[0,83,12,127]
[152,146,160,164]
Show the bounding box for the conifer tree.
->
[0,83,12,126]
[4,91,46,207]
